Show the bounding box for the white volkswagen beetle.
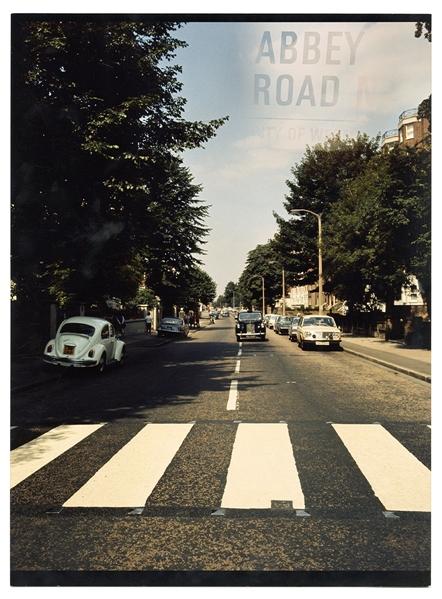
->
[43,316,126,372]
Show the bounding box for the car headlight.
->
[304,331,313,338]
[46,344,53,353]
[88,349,95,357]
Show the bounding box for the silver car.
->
[157,317,189,337]
[296,315,342,350]
[288,317,300,341]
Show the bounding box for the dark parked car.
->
[157,317,189,337]
[235,311,266,341]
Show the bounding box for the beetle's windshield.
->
[60,323,95,337]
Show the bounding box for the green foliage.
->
[237,241,287,310]
[274,132,380,288]
[323,145,431,312]
[269,128,430,316]
[418,95,431,132]
[11,17,228,314]
[223,281,239,307]
[173,266,217,311]
[415,21,432,42]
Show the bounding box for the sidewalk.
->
[10,330,431,393]
[341,334,431,383]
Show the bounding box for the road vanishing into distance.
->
[10,315,431,587]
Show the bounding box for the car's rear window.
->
[162,318,180,324]
[60,323,95,337]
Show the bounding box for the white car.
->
[296,315,342,350]
[266,314,278,329]
[43,316,126,372]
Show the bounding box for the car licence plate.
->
[316,341,329,345]
[63,346,75,355]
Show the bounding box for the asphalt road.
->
[10,316,431,587]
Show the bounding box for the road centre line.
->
[227,380,238,411]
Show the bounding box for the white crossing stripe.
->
[227,380,238,410]
[10,424,105,489]
[221,423,305,509]
[63,423,194,508]
[332,424,431,512]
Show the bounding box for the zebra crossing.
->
[10,421,431,514]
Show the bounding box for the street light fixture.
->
[261,276,265,315]
[290,209,323,315]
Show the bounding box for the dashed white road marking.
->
[333,423,431,512]
[235,360,241,373]
[63,423,194,508]
[10,424,105,489]
[227,380,238,410]
[221,423,305,509]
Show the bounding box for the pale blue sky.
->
[174,16,432,296]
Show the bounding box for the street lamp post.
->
[290,209,323,315]
[261,277,265,315]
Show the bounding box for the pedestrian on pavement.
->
[112,312,125,337]
[145,311,152,335]
[195,312,200,329]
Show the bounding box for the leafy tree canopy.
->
[323,144,431,314]
[415,21,431,42]
[11,17,228,314]
[273,132,380,288]
[237,241,289,311]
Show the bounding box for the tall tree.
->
[11,17,227,315]
[237,241,287,311]
[160,265,215,315]
[223,281,239,308]
[323,145,431,316]
[273,132,380,289]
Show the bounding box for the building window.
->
[406,123,414,139]
[399,130,403,143]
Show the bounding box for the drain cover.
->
[271,500,293,510]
